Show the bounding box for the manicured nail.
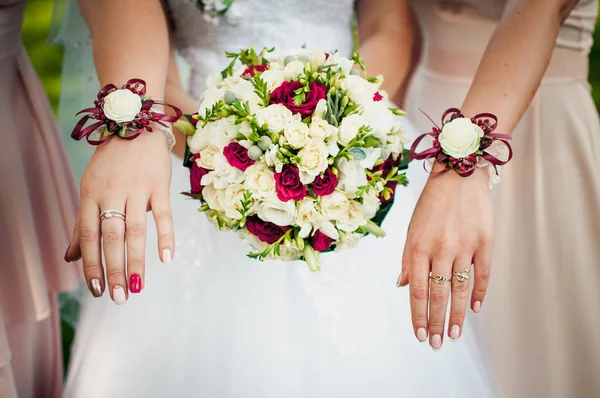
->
[162,248,172,263]
[112,286,126,305]
[416,328,428,342]
[450,325,460,341]
[64,245,71,262]
[431,334,442,350]
[396,273,402,287]
[129,274,142,293]
[89,278,102,297]
[473,301,482,313]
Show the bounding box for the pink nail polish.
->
[473,301,482,313]
[450,325,460,341]
[431,334,442,350]
[129,274,142,293]
[416,328,428,342]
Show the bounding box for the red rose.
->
[223,142,255,171]
[246,215,290,244]
[274,164,307,202]
[370,155,400,204]
[309,230,335,251]
[373,92,383,102]
[241,64,268,78]
[312,168,338,196]
[270,81,327,118]
[190,154,209,194]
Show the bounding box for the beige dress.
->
[0,0,82,396]
[405,1,600,397]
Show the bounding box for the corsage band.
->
[71,78,182,149]
[409,108,513,185]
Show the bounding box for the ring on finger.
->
[429,274,450,284]
[100,209,126,222]
[452,269,471,282]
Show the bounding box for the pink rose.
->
[270,81,327,118]
[309,230,335,251]
[223,142,255,171]
[274,164,307,202]
[312,168,338,196]
[190,154,209,194]
[246,215,290,244]
[242,64,268,78]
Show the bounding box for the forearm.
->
[78,0,169,100]
[166,81,198,157]
[461,0,571,133]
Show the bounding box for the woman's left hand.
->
[397,165,494,349]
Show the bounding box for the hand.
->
[64,130,174,304]
[397,165,493,349]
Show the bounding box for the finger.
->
[65,215,82,262]
[126,197,147,294]
[101,204,128,305]
[408,250,430,343]
[471,241,492,313]
[79,200,104,298]
[397,243,410,287]
[150,190,174,263]
[428,259,452,350]
[448,258,473,341]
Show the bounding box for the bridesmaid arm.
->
[356,0,418,100]
[461,0,579,133]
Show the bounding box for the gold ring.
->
[452,269,471,282]
[429,275,450,284]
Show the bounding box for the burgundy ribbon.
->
[71,79,182,145]
[409,108,513,177]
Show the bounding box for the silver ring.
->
[100,210,126,222]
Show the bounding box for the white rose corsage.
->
[410,108,513,188]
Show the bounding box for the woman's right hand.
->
[64,129,174,304]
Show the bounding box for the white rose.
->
[309,116,337,140]
[256,104,293,133]
[256,196,297,226]
[187,122,230,153]
[295,198,322,238]
[340,75,379,106]
[283,119,310,149]
[336,231,363,250]
[362,191,381,220]
[263,144,284,173]
[244,162,276,198]
[284,60,305,80]
[201,153,245,189]
[278,242,302,262]
[198,87,225,116]
[205,71,223,89]
[337,200,367,232]
[222,184,248,220]
[202,184,226,212]
[327,53,354,76]
[237,228,269,252]
[197,144,221,170]
[359,147,382,170]
[362,101,394,141]
[336,158,368,195]
[297,138,330,184]
[320,191,350,221]
[102,89,142,123]
[260,69,285,91]
[231,79,263,113]
[338,114,367,146]
[438,117,484,159]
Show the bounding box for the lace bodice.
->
[165,0,355,98]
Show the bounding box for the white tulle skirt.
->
[63,120,498,398]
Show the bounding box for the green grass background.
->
[21,0,600,371]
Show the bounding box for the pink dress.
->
[406,1,600,397]
[0,0,82,396]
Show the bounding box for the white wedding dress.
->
[61,0,498,397]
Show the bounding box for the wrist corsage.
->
[71,79,182,149]
[410,108,513,187]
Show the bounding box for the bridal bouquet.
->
[179,47,409,270]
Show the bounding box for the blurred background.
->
[21,0,600,371]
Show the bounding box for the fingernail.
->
[450,325,460,341]
[129,274,142,293]
[431,334,442,350]
[162,248,172,263]
[64,245,71,262]
[396,273,402,287]
[112,286,127,305]
[89,278,102,297]
[416,328,428,342]
[473,301,482,313]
